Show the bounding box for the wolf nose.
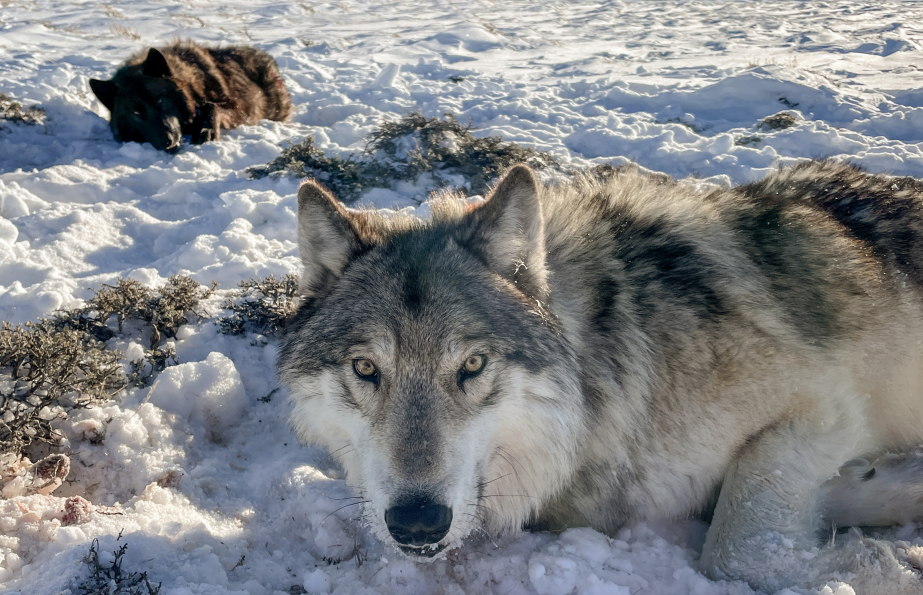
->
[384,498,452,546]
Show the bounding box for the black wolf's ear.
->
[89,79,117,111]
[142,48,172,78]
[297,181,367,298]
[465,165,548,299]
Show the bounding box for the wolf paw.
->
[191,103,220,144]
[192,127,218,144]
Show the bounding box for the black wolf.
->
[90,41,292,152]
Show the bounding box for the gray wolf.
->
[90,41,291,152]
[279,160,923,593]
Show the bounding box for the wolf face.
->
[278,168,587,557]
[90,49,191,153]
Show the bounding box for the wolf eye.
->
[457,355,487,389]
[463,355,486,374]
[353,358,378,382]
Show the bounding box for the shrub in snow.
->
[365,111,557,196]
[0,320,125,455]
[0,92,45,126]
[128,345,179,387]
[248,112,558,202]
[219,274,299,337]
[78,539,161,595]
[88,276,216,342]
[757,111,799,131]
[0,274,219,456]
[247,135,375,203]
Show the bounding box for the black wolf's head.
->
[279,166,587,558]
[90,48,192,153]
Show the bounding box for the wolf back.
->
[279,160,923,593]
[90,41,292,152]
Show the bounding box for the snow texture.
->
[3,1,923,594]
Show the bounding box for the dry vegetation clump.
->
[0,275,217,455]
[78,539,161,595]
[0,321,125,455]
[127,345,179,387]
[0,274,295,455]
[247,136,379,202]
[88,276,216,344]
[108,23,141,40]
[366,111,557,196]
[757,111,798,131]
[248,112,558,202]
[0,92,46,125]
[219,274,299,337]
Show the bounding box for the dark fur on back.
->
[742,160,923,291]
[90,41,292,152]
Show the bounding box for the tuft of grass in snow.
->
[0,93,45,125]
[0,321,125,456]
[758,111,798,131]
[108,23,141,40]
[219,274,299,337]
[735,135,762,146]
[657,116,705,134]
[248,112,557,202]
[78,538,161,595]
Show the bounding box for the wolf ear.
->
[142,48,172,78]
[465,165,548,298]
[89,79,117,111]
[297,181,366,298]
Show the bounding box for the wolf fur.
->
[90,41,291,152]
[279,160,923,593]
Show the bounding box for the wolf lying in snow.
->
[279,161,923,593]
[90,41,291,152]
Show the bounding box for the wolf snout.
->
[384,497,452,548]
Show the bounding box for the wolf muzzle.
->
[161,116,183,153]
[384,496,452,553]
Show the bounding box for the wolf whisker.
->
[475,473,511,489]
[321,501,370,525]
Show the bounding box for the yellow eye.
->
[353,358,378,378]
[463,354,486,374]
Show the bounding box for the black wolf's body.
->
[280,161,923,593]
[90,41,292,152]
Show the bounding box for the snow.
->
[3,0,923,594]
[153,351,249,436]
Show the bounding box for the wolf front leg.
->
[191,103,222,144]
[700,415,923,594]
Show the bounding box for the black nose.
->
[384,497,452,547]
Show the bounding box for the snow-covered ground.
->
[3,1,923,593]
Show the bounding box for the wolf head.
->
[90,48,192,153]
[279,166,587,558]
